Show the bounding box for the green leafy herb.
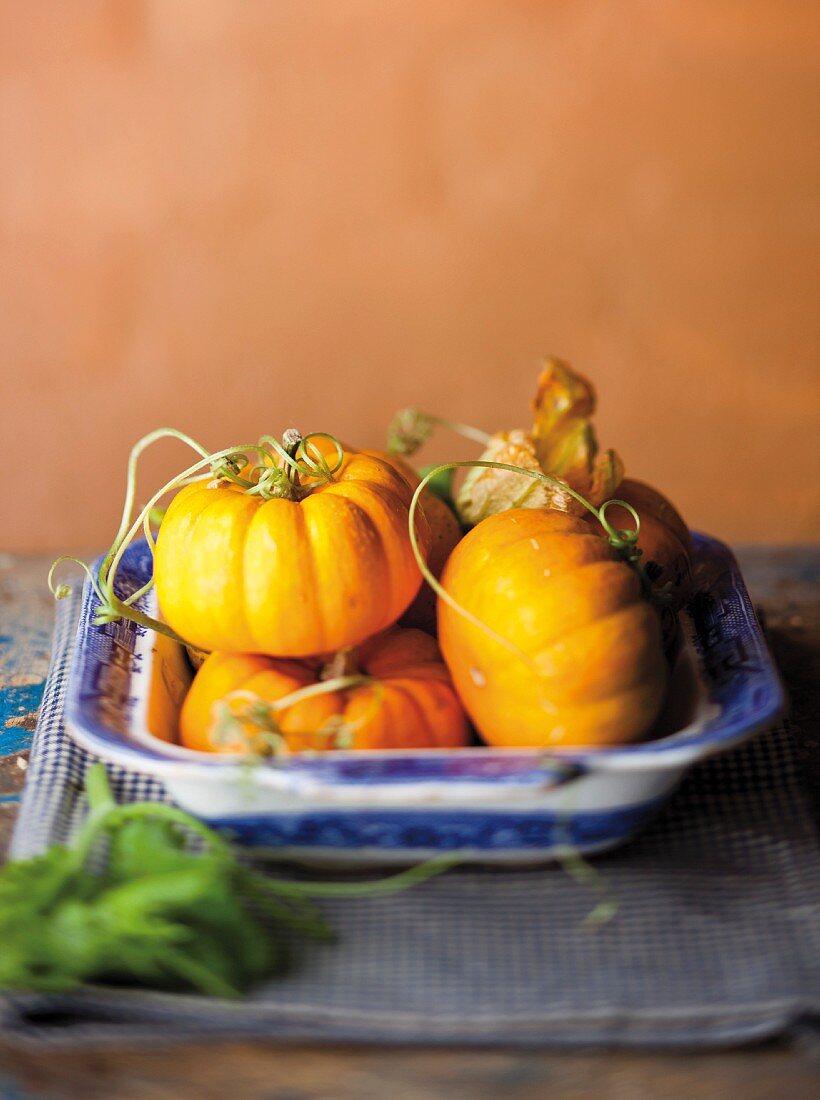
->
[0,764,453,998]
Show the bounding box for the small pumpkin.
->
[437,509,668,749]
[154,445,431,658]
[599,478,692,608]
[372,452,462,634]
[179,627,470,753]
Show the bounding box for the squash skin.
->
[154,448,431,658]
[371,452,463,634]
[601,478,692,609]
[179,627,470,753]
[437,509,668,749]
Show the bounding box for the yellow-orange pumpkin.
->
[154,447,431,657]
[371,452,463,634]
[179,627,470,753]
[437,509,668,749]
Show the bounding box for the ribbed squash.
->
[437,509,668,749]
[179,627,469,753]
[154,447,431,658]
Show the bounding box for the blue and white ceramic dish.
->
[64,534,784,865]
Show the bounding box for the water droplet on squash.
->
[470,667,486,688]
[530,538,540,550]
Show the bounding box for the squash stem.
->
[320,647,359,681]
[282,428,303,495]
[387,408,491,457]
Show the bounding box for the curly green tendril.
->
[407,460,645,683]
[48,426,346,646]
[211,674,386,758]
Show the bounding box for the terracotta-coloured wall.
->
[2,1,819,551]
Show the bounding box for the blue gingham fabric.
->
[10,587,169,859]
[3,591,820,1050]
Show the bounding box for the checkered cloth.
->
[2,590,820,1050]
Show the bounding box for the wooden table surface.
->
[1,547,819,1099]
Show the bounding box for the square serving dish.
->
[64,534,784,865]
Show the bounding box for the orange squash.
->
[437,509,668,749]
[372,452,462,634]
[179,627,470,753]
[154,446,431,658]
[599,478,692,608]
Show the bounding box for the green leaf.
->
[105,818,193,882]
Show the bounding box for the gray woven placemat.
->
[2,590,820,1050]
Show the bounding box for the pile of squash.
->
[148,360,692,755]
